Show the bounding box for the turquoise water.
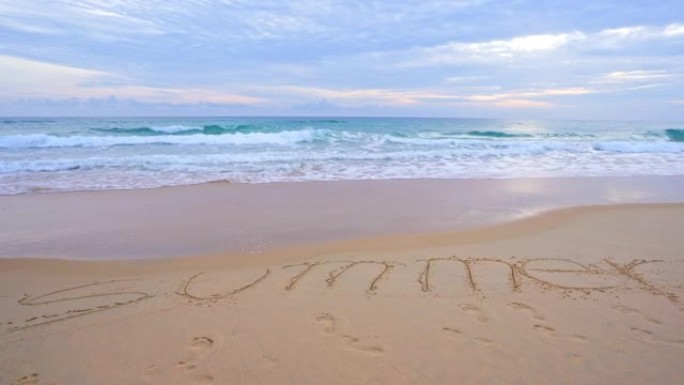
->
[0,117,683,194]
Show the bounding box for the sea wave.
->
[1,119,56,124]
[0,130,318,149]
[463,130,532,138]
[665,128,684,142]
[91,124,266,136]
[592,141,684,153]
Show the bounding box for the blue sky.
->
[1,0,683,120]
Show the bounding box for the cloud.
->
[469,33,585,54]
[268,85,594,109]
[0,54,110,95]
[404,22,684,67]
[270,86,441,105]
[1,2,683,119]
[600,70,675,83]
[664,23,684,37]
[464,88,595,102]
[490,99,555,108]
[443,76,488,84]
[595,23,684,47]
[407,32,585,65]
[0,55,264,105]
[0,1,165,39]
[598,26,650,39]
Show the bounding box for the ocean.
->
[0,117,683,195]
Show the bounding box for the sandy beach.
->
[0,178,683,384]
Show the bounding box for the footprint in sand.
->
[612,306,684,346]
[628,327,684,347]
[441,327,464,342]
[341,335,385,356]
[631,327,655,336]
[458,304,488,323]
[533,324,555,334]
[509,302,545,321]
[612,305,663,325]
[185,337,215,383]
[509,303,556,333]
[473,337,493,345]
[146,337,216,384]
[570,334,588,342]
[314,313,384,356]
[190,336,214,351]
[442,327,462,335]
[315,313,337,334]
[191,374,215,385]
[12,373,39,385]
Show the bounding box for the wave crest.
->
[0,130,317,149]
[91,124,266,136]
[665,129,684,142]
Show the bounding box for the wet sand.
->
[1,176,683,259]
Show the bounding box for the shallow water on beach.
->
[1,117,683,194]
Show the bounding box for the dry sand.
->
[1,179,683,384]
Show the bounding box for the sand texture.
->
[1,200,683,384]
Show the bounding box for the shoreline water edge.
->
[1,176,683,260]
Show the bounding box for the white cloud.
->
[0,55,110,94]
[490,33,585,53]
[598,26,650,39]
[444,76,484,83]
[0,1,164,39]
[464,87,595,102]
[0,55,264,105]
[664,23,684,37]
[404,22,684,67]
[601,70,674,82]
[412,32,585,65]
[597,23,684,43]
[488,99,555,108]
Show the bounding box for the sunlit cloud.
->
[0,55,111,96]
[491,99,555,108]
[407,32,586,65]
[464,88,595,102]
[664,23,684,37]
[268,85,593,109]
[405,22,684,67]
[598,26,650,39]
[606,70,673,82]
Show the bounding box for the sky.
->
[0,0,683,120]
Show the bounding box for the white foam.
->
[149,125,202,133]
[592,141,684,153]
[0,130,317,148]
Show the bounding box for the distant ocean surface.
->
[1,117,683,195]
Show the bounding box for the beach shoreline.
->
[2,175,684,260]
